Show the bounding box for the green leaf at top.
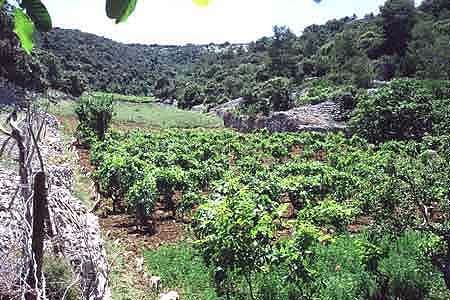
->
[106,0,138,24]
[0,0,5,9]
[20,0,52,32]
[117,0,137,23]
[13,8,35,54]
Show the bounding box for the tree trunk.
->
[443,238,450,290]
[245,273,255,300]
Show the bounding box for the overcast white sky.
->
[42,0,419,45]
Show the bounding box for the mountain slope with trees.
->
[1,0,449,111]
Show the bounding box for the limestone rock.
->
[221,101,347,133]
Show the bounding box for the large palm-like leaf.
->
[20,0,52,32]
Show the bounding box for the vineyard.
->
[90,128,450,299]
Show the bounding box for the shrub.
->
[244,77,293,114]
[126,173,158,230]
[298,198,358,232]
[377,231,449,300]
[309,235,380,300]
[179,83,204,109]
[75,94,114,144]
[350,79,434,143]
[194,189,282,300]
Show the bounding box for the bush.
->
[126,173,158,230]
[179,83,204,109]
[194,189,282,299]
[308,235,380,300]
[377,231,450,300]
[244,77,293,115]
[75,94,114,144]
[298,199,358,232]
[350,79,434,143]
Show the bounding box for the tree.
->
[350,79,434,143]
[75,94,115,143]
[392,151,450,289]
[268,26,299,79]
[194,189,282,300]
[380,0,416,57]
[245,77,293,114]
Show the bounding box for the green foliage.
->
[297,79,356,106]
[377,232,446,300]
[106,0,137,24]
[244,77,293,114]
[44,256,81,300]
[350,79,436,143]
[308,235,379,300]
[380,0,416,57]
[75,94,115,143]
[89,126,450,298]
[20,0,52,31]
[298,199,358,231]
[13,8,34,55]
[126,172,158,218]
[179,83,204,109]
[144,243,219,300]
[194,189,281,299]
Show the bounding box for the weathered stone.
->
[210,97,247,118]
[220,101,347,133]
[191,104,206,112]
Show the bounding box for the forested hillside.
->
[2,0,449,110]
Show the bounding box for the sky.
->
[42,0,415,45]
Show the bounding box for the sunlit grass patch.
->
[45,99,223,130]
[91,92,156,104]
[144,243,218,300]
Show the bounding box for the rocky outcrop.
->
[210,97,247,118]
[218,100,347,133]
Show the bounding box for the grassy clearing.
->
[144,242,218,300]
[114,102,222,129]
[46,100,223,129]
[91,92,156,104]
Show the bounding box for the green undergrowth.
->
[144,242,218,300]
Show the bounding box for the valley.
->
[1,0,450,299]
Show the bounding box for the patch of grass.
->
[46,100,223,130]
[91,92,155,104]
[144,243,219,300]
[114,102,223,129]
[107,241,149,300]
